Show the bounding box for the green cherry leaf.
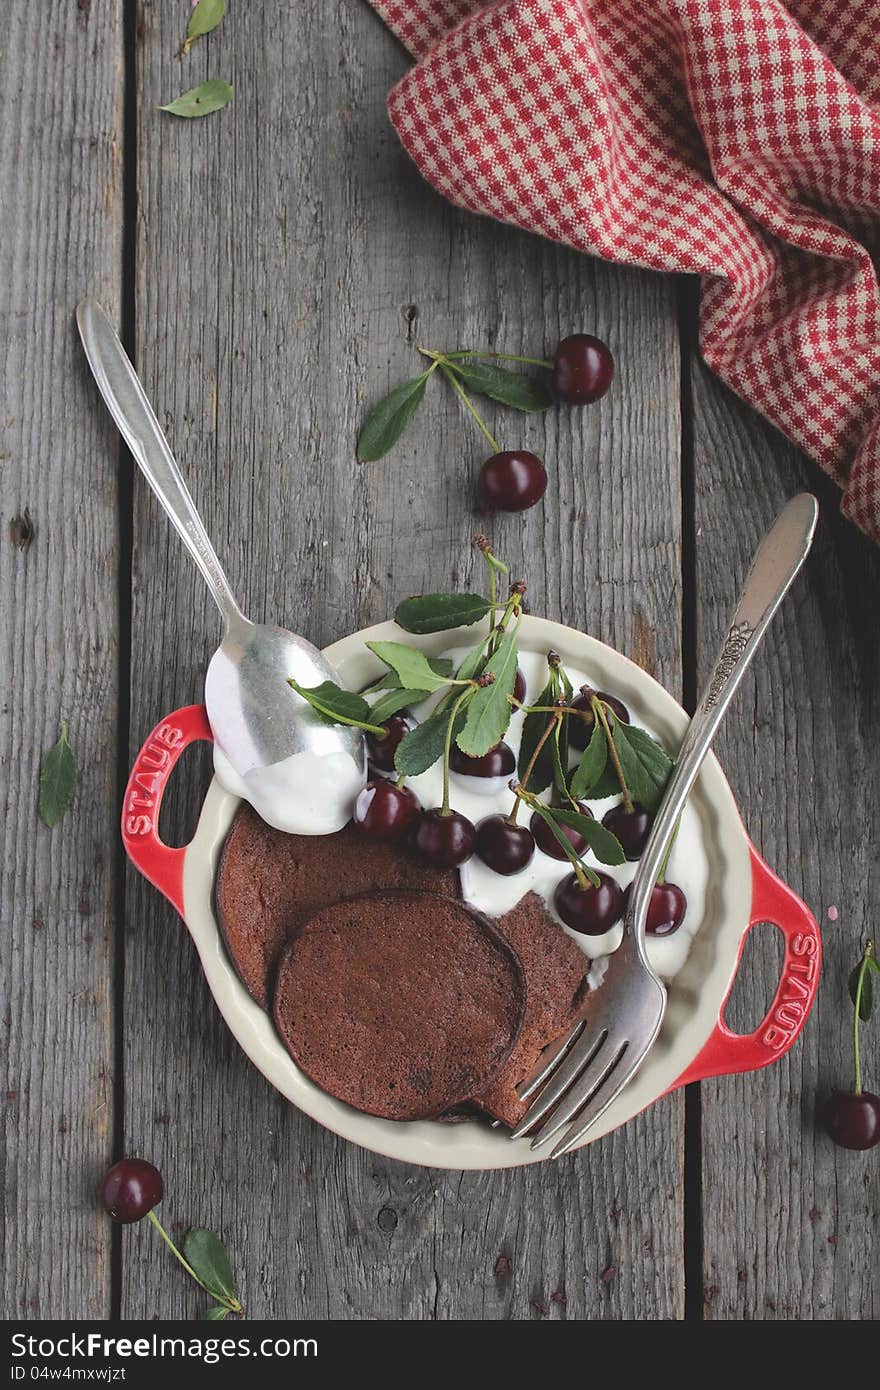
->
[39,721,77,828]
[446,359,552,413]
[611,721,672,812]
[394,592,493,635]
[204,1305,231,1321]
[545,806,626,867]
[456,629,518,757]
[570,720,608,801]
[158,80,233,118]
[289,679,374,728]
[182,1230,238,1304]
[362,656,453,694]
[577,761,621,800]
[394,696,467,777]
[184,0,226,53]
[517,680,557,794]
[455,643,489,681]
[368,687,431,724]
[849,962,875,1022]
[356,371,431,462]
[365,641,452,694]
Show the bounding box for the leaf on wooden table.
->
[183,0,226,53]
[39,721,76,828]
[159,80,233,118]
[356,372,431,462]
[849,962,875,1021]
[183,1229,238,1303]
[447,359,552,413]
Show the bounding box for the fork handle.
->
[626,494,819,945]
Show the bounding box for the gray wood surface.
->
[3,0,878,1324]
[691,360,880,1320]
[122,1,684,1320]
[0,0,124,1321]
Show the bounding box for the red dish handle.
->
[673,845,821,1087]
[121,705,213,918]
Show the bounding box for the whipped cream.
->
[213,744,366,836]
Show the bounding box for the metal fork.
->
[511,492,819,1158]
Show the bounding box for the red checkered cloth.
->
[368,0,880,540]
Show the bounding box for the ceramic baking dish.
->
[122,616,821,1169]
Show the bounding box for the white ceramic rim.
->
[179,616,751,1170]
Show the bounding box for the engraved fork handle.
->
[626,493,819,955]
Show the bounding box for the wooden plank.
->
[0,1,123,1320]
[691,358,880,1319]
[124,1,684,1318]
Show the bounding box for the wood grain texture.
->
[691,357,880,1320]
[123,1,684,1319]
[0,0,123,1320]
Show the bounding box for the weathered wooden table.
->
[2,3,878,1322]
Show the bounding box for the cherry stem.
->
[592,695,632,813]
[442,688,472,815]
[443,350,554,369]
[147,1211,241,1314]
[656,819,679,885]
[520,713,561,794]
[852,941,875,1095]
[438,363,500,453]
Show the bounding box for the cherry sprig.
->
[356,334,614,513]
[287,535,683,932]
[823,941,880,1151]
[100,1158,245,1320]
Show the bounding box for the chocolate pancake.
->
[472,893,589,1128]
[215,804,460,1006]
[273,890,526,1121]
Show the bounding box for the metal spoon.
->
[76,299,366,816]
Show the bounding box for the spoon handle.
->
[76,299,243,627]
[626,492,819,948]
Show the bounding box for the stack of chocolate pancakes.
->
[215,804,590,1127]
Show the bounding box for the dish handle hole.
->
[156,739,214,849]
[723,921,785,1034]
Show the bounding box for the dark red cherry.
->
[822,1091,880,1150]
[514,668,527,704]
[554,872,623,935]
[413,808,476,868]
[353,780,420,841]
[366,714,414,773]
[475,816,535,875]
[641,882,687,936]
[450,740,516,780]
[100,1158,164,1223]
[478,451,547,512]
[530,802,592,860]
[602,803,652,860]
[568,689,631,750]
[552,334,614,405]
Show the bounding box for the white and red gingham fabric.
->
[368,0,880,540]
